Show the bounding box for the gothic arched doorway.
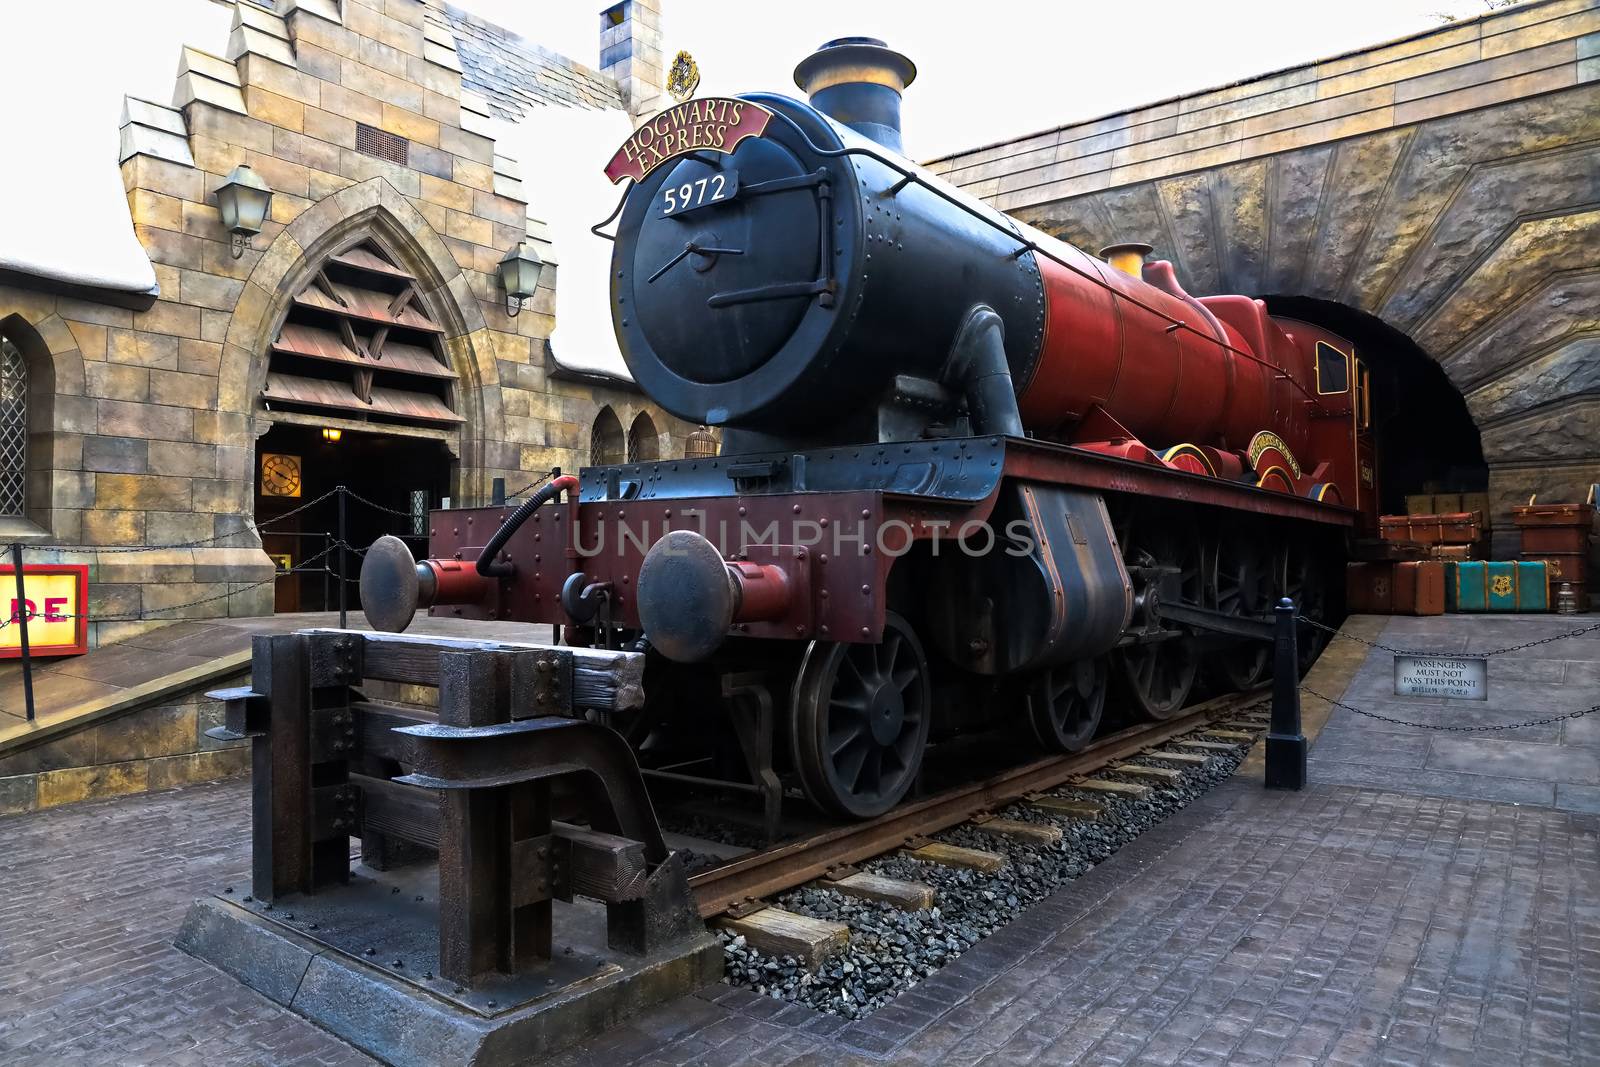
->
[255,240,458,613]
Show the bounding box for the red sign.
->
[604,97,774,184]
[0,564,89,658]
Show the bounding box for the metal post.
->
[321,532,330,611]
[1265,596,1306,790]
[337,487,348,630]
[491,477,506,506]
[10,543,34,723]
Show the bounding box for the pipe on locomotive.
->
[359,473,578,633]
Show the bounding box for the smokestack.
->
[793,37,916,153]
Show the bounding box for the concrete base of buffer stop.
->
[177,864,721,1067]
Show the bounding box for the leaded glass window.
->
[0,337,27,517]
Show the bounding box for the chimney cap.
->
[794,37,917,96]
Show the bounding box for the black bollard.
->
[10,543,34,723]
[490,477,506,506]
[1265,596,1307,790]
[337,486,347,630]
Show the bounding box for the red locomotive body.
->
[362,40,1372,820]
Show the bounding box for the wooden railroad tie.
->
[902,841,1007,873]
[1173,739,1241,752]
[971,816,1063,847]
[1027,796,1103,820]
[717,907,850,969]
[1071,778,1151,799]
[824,872,936,910]
[1143,750,1210,766]
[1204,729,1257,742]
[1111,762,1184,784]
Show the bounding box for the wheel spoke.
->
[835,734,870,788]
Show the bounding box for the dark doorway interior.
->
[1265,295,1488,514]
[255,422,452,613]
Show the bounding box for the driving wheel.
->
[789,612,931,819]
[1209,537,1273,690]
[1027,658,1107,752]
[1113,522,1201,721]
[1281,543,1330,675]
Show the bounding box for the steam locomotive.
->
[361,39,1373,819]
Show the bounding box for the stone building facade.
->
[925,0,1600,552]
[0,0,690,646]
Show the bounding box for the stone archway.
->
[1013,102,1600,535]
[220,178,504,519]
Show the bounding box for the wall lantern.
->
[497,239,543,317]
[321,427,342,443]
[217,164,274,259]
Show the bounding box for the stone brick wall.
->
[0,0,691,647]
[0,670,250,816]
[926,0,1600,543]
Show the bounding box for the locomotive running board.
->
[1004,438,1357,528]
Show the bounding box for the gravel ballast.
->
[716,728,1258,1019]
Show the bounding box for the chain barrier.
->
[505,468,560,501]
[71,488,346,554]
[1297,613,1600,659]
[1301,684,1600,733]
[339,485,423,521]
[0,539,352,630]
[1290,611,1600,736]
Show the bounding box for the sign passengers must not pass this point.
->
[1394,654,1488,701]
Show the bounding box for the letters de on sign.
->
[1394,655,1487,701]
[604,97,774,184]
[0,563,89,658]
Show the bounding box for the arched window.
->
[590,406,624,466]
[0,335,27,517]
[627,411,660,462]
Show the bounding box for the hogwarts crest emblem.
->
[666,50,700,102]
[1491,575,1513,597]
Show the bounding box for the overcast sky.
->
[466,0,1507,159]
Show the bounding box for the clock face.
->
[261,453,303,498]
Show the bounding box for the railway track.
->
[688,688,1271,930]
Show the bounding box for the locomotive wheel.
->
[1281,545,1330,675]
[1027,658,1107,752]
[789,612,931,819]
[1114,525,1201,721]
[1210,539,1273,690]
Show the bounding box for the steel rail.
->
[687,688,1266,918]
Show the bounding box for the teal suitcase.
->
[1447,561,1549,612]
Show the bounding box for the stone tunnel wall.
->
[926,0,1600,549]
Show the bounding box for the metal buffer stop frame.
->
[176,629,720,1067]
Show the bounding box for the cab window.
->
[1316,341,1349,394]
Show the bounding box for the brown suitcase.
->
[1526,552,1589,584]
[1428,544,1480,561]
[1346,561,1445,616]
[1347,562,1394,613]
[1379,512,1482,547]
[1395,560,1446,616]
[1511,502,1594,529]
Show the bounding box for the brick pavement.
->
[3,773,1596,1065]
[0,778,375,1067]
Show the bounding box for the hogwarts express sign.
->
[604,97,774,183]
